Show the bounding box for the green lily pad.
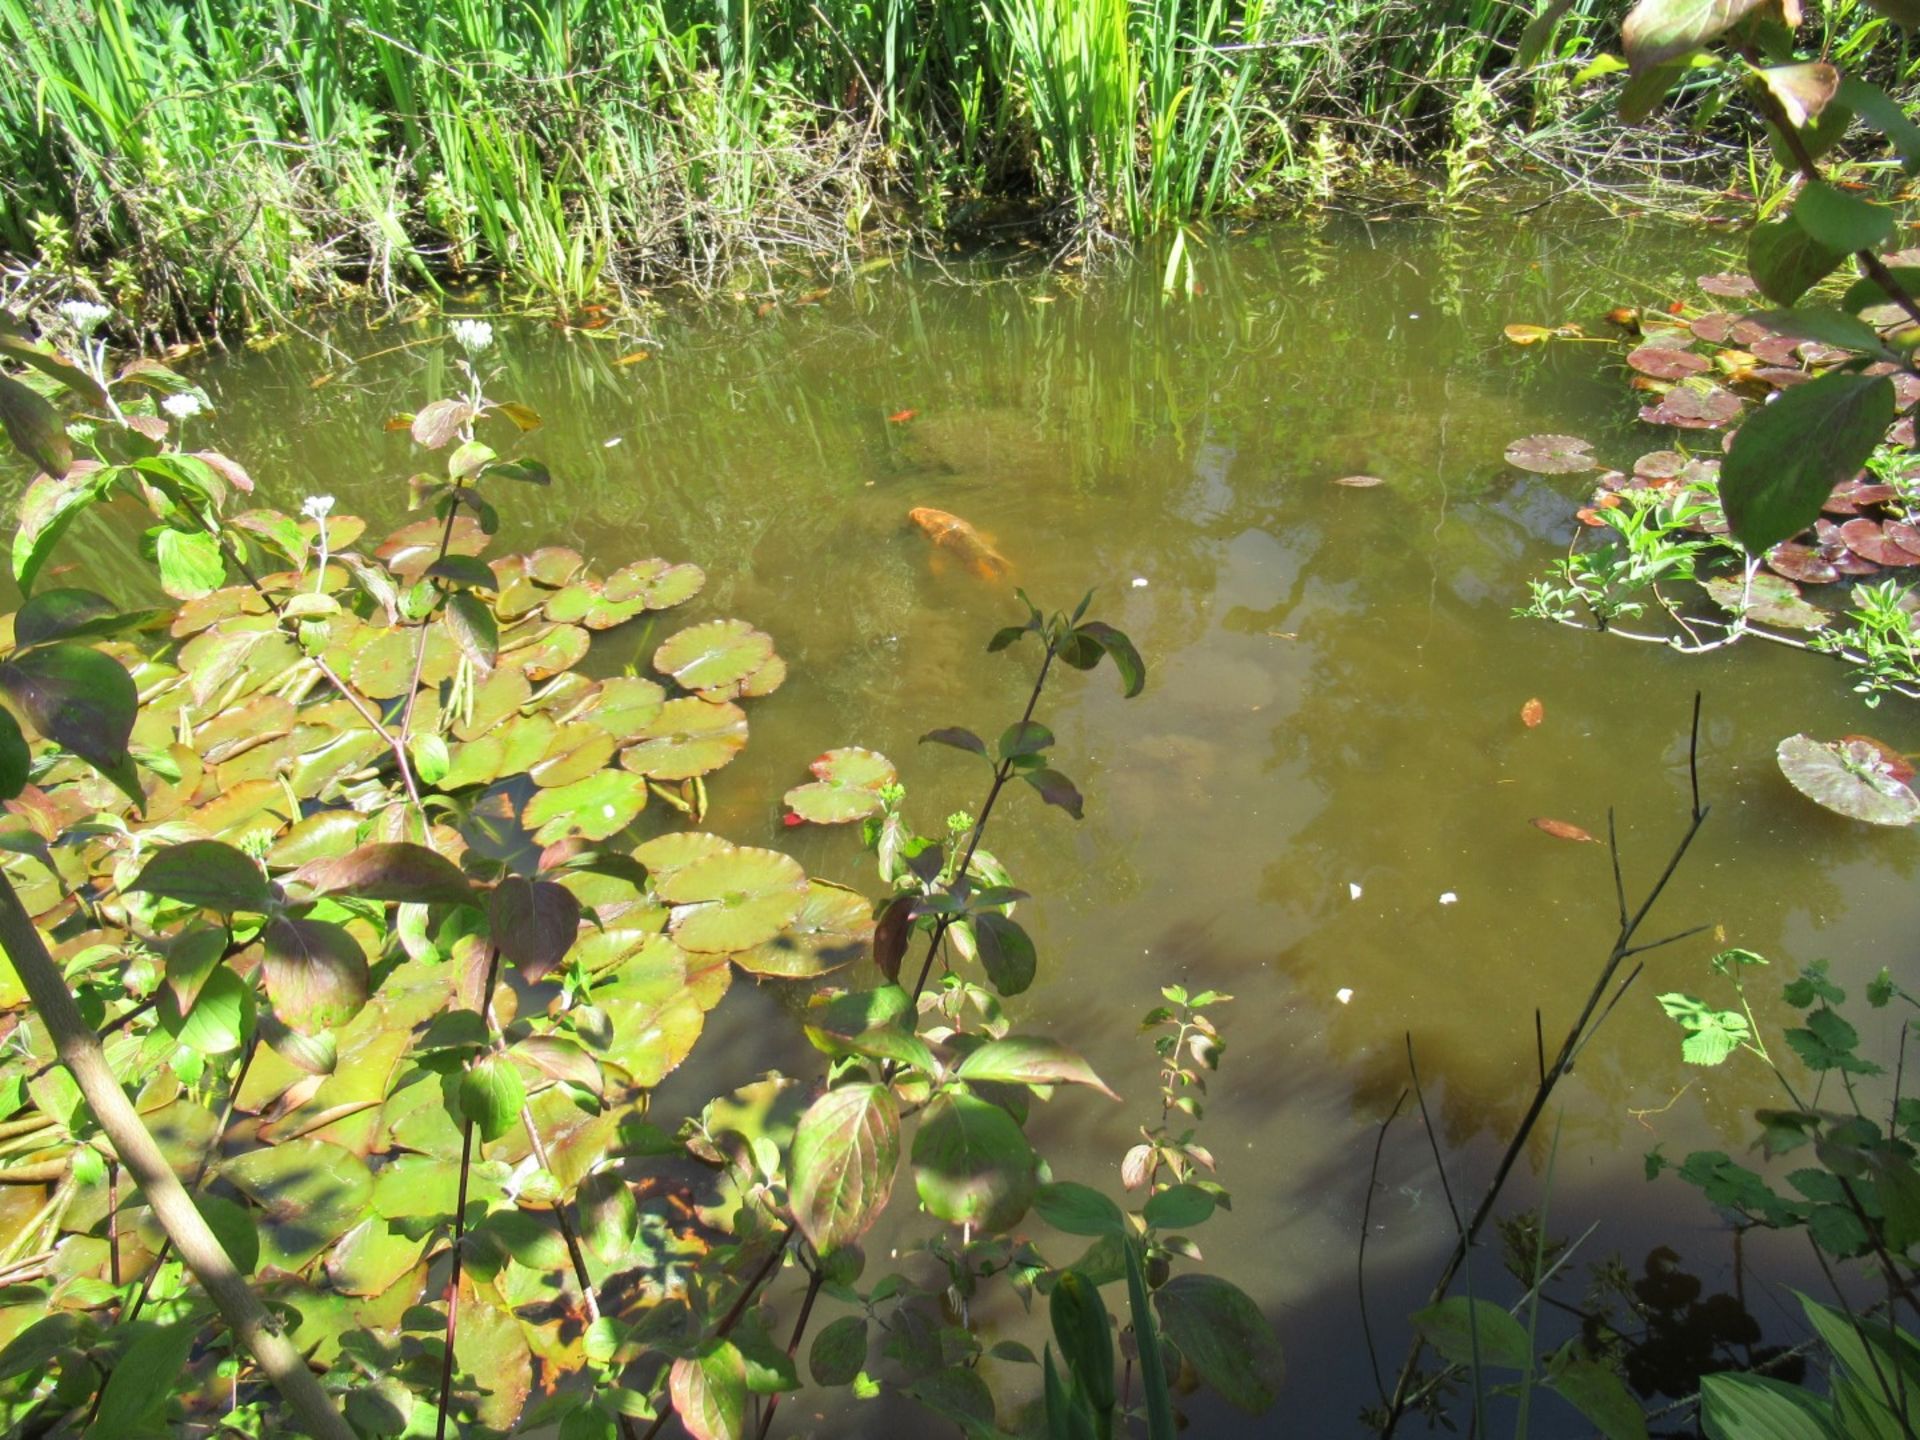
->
[527,547,586,587]
[605,558,706,609]
[452,667,532,741]
[1701,574,1830,630]
[528,723,615,788]
[631,831,733,877]
[222,1137,375,1272]
[503,622,589,682]
[738,653,788,698]
[654,619,776,696]
[523,770,650,844]
[658,846,808,953]
[784,747,897,824]
[325,1216,429,1297]
[597,958,712,1086]
[1777,734,1920,826]
[540,583,601,625]
[348,625,457,701]
[488,712,559,783]
[619,698,748,780]
[576,676,665,738]
[735,883,874,978]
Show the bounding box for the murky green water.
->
[74,207,1920,1432]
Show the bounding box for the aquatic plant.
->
[0,314,1282,1437]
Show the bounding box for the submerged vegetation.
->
[0,0,1915,330]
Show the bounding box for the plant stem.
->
[436,941,501,1440]
[755,1265,824,1440]
[0,868,353,1440]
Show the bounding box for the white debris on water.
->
[1439,891,1458,905]
[1131,577,1148,588]
[1348,882,1363,900]
[1336,987,1354,1005]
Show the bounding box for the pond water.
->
[84,207,1920,1432]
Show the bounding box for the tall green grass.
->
[0,0,1908,329]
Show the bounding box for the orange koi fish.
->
[908,506,1010,580]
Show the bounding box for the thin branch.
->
[1358,1090,1409,1408]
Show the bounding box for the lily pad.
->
[502,622,589,683]
[605,558,706,609]
[526,547,585,587]
[735,883,875,978]
[654,619,776,696]
[1628,346,1711,380]
[523,770,649,844]
[1504,434,1596,475]
[1700,272,1759,298]
[784,748,897,824]
[657,846,808,953]
[375,515,487,582]
[325,1216,428,1297]
[221,1137,375,1271]
[575,676,666,738]
[1777,734,1920,826]
[1639,378,1744,429]
[735,653,788,699]
[1765,542,1839,585]
[1700,574,1830,630]
[1839,519,1920,567]
[631,831,733,877]
[620,698,749,780]
[528,723,615,788]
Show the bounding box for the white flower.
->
[301,494,336,521]
[57,300,111,337]
[450,318,493,357]
[161,392,203,421]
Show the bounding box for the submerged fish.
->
[907,506,1010,580]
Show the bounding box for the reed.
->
[0,0,1909,329]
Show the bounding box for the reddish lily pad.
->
[1633,450,1687,481]
[1886,520,1920,560]
[654,619,776,696]
[1638,378,1743,429]
[1504,434,1596,475]
[1689,313,1736,343]
[1839,519,1920,567]
[1700,573,1829,630]
[1777,734,1920,826]
[734,883,875,978]
[1843,735,1917,784]
[1766,542,1840,585]
[1700,273,1758,298]
[1628,346,1711,380]
[784,748,898,824]
[657,847,808,953]
[619,698,748,781]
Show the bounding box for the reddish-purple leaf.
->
[263,917,370,1033]
[873,893,913,983]
[489,876,582,981]
[296,842,474,905]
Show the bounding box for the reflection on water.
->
[71,206,1920,1431]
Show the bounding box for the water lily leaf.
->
[1503,323,1555,344]
[605,558,705,609]
[575,676,665,739]
[784,747,897,824]
[655,619,776,696]
[658,847,807,952]
[1839,518,1920,566]
[132,839,272,911]
[789,1083,900,1254]
[911,1090,1037,1233]
[375,514,487,582]
[222,1136,374,1269]
[503,621,589,681]
[736,652,787,698]
[523,769,649,844]
[1777,734,1920,826]
[631,830,733,877]
[326,1216,429,1297]
[1766,542,1840,585]
[1504,434,1596,474]
[489,876,582,981]
[735,883,874,978]
[260,917,369,1034]
[619,697,748,781]
[297,842,474,905]
[1638,378,1744,429]
[1627,346,1710,380]
[1701,573,1831,629]
[597,948,711,1086]
[453,666,533,741]
[1154,1274,1285,1414]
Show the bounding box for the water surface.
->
[143,207,1920,1433]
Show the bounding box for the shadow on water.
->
[48,203,1920,1433]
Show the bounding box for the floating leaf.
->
[1521,697,1544,728]
[1503,323,1555,345]
[1638,377,1743,429]
[604,558,705,609]
[1765,542,1840,586]
[1777,734,1920,826]
[523,770,650,844]
[658,847,808,952]
[1530,817,1598,843]
[1627,345,1710,380]
[1839,518,1920,567]
[735,883,874,978]
[789,1083,900,1254]
[784,747,897,824]
[1332,474,1386,487]
[1701,573,1831,629]
[654,619,776,696]
[1504,434,1596,474]
[1841,735,1915,784]
[620,697,748,780]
